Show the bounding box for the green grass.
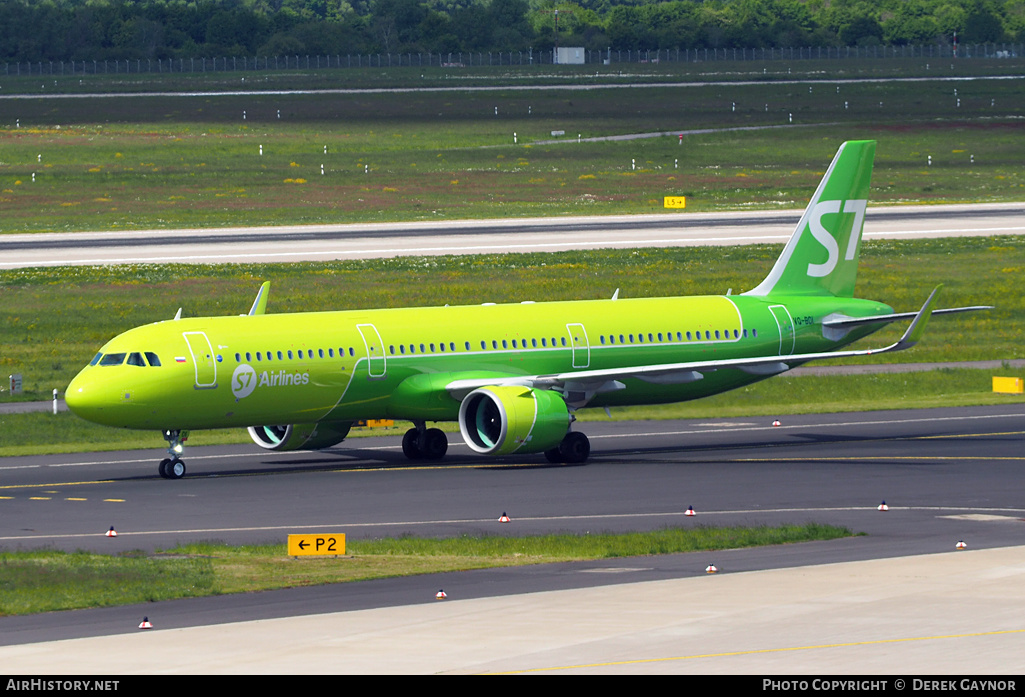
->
[0,523,851,615]
[0,80,1022,232]
[2,235,1023,404]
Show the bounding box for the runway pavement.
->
[1,404,1023,673]
[2,202,1023,268]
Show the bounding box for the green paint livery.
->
[66,141,989,478]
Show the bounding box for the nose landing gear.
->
[159,430,189,479]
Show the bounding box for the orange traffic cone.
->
[105,526,117,537]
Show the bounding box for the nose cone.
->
[66,368,121,426]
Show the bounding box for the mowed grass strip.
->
[2,235,1022,403]
[0,523,851,615]
[0,80,1022,232]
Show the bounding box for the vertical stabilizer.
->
[744,140,876,298]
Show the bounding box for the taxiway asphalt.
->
[1,404,1023,673]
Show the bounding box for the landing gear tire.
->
[402,428,424,460]
[159,457,186,479]
[402,427,448,460]
[422,428,448,460]
[558,432,590,464]
[544,447,564,464]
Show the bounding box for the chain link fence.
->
[4,43,1021,76]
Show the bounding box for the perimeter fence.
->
[4,42,1022,76]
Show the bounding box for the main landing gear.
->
[159,430,189,479]
[402,422,448,460]
[544,431,590,464]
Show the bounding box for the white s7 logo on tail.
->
[806,199,867,277]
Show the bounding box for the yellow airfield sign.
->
[663,196,687,209]
[288,533,346,556]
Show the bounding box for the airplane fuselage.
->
[67,292,892,432]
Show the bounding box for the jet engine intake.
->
[458,386,569,456]
[247,421,352,451]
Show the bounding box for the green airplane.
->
[66,140,988,479]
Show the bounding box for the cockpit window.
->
[145,352,161,367]
[99,353,126,366]
[90,353,103,366]
[127,352,146,367]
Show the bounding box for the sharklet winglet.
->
[249,282,271,316]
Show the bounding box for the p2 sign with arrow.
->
[288,533,346,556]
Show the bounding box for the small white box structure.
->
[556,47,585,64]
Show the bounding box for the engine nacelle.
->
[247,421,352,452]
[458,386,569,456]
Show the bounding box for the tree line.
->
[1,0,1021,63]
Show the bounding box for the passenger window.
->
[145,352,162,367]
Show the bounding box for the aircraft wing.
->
[446,287,948,404]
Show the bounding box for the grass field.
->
[0,76,1022,232]
[1,235,1023,403]
[0,523,851,615]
